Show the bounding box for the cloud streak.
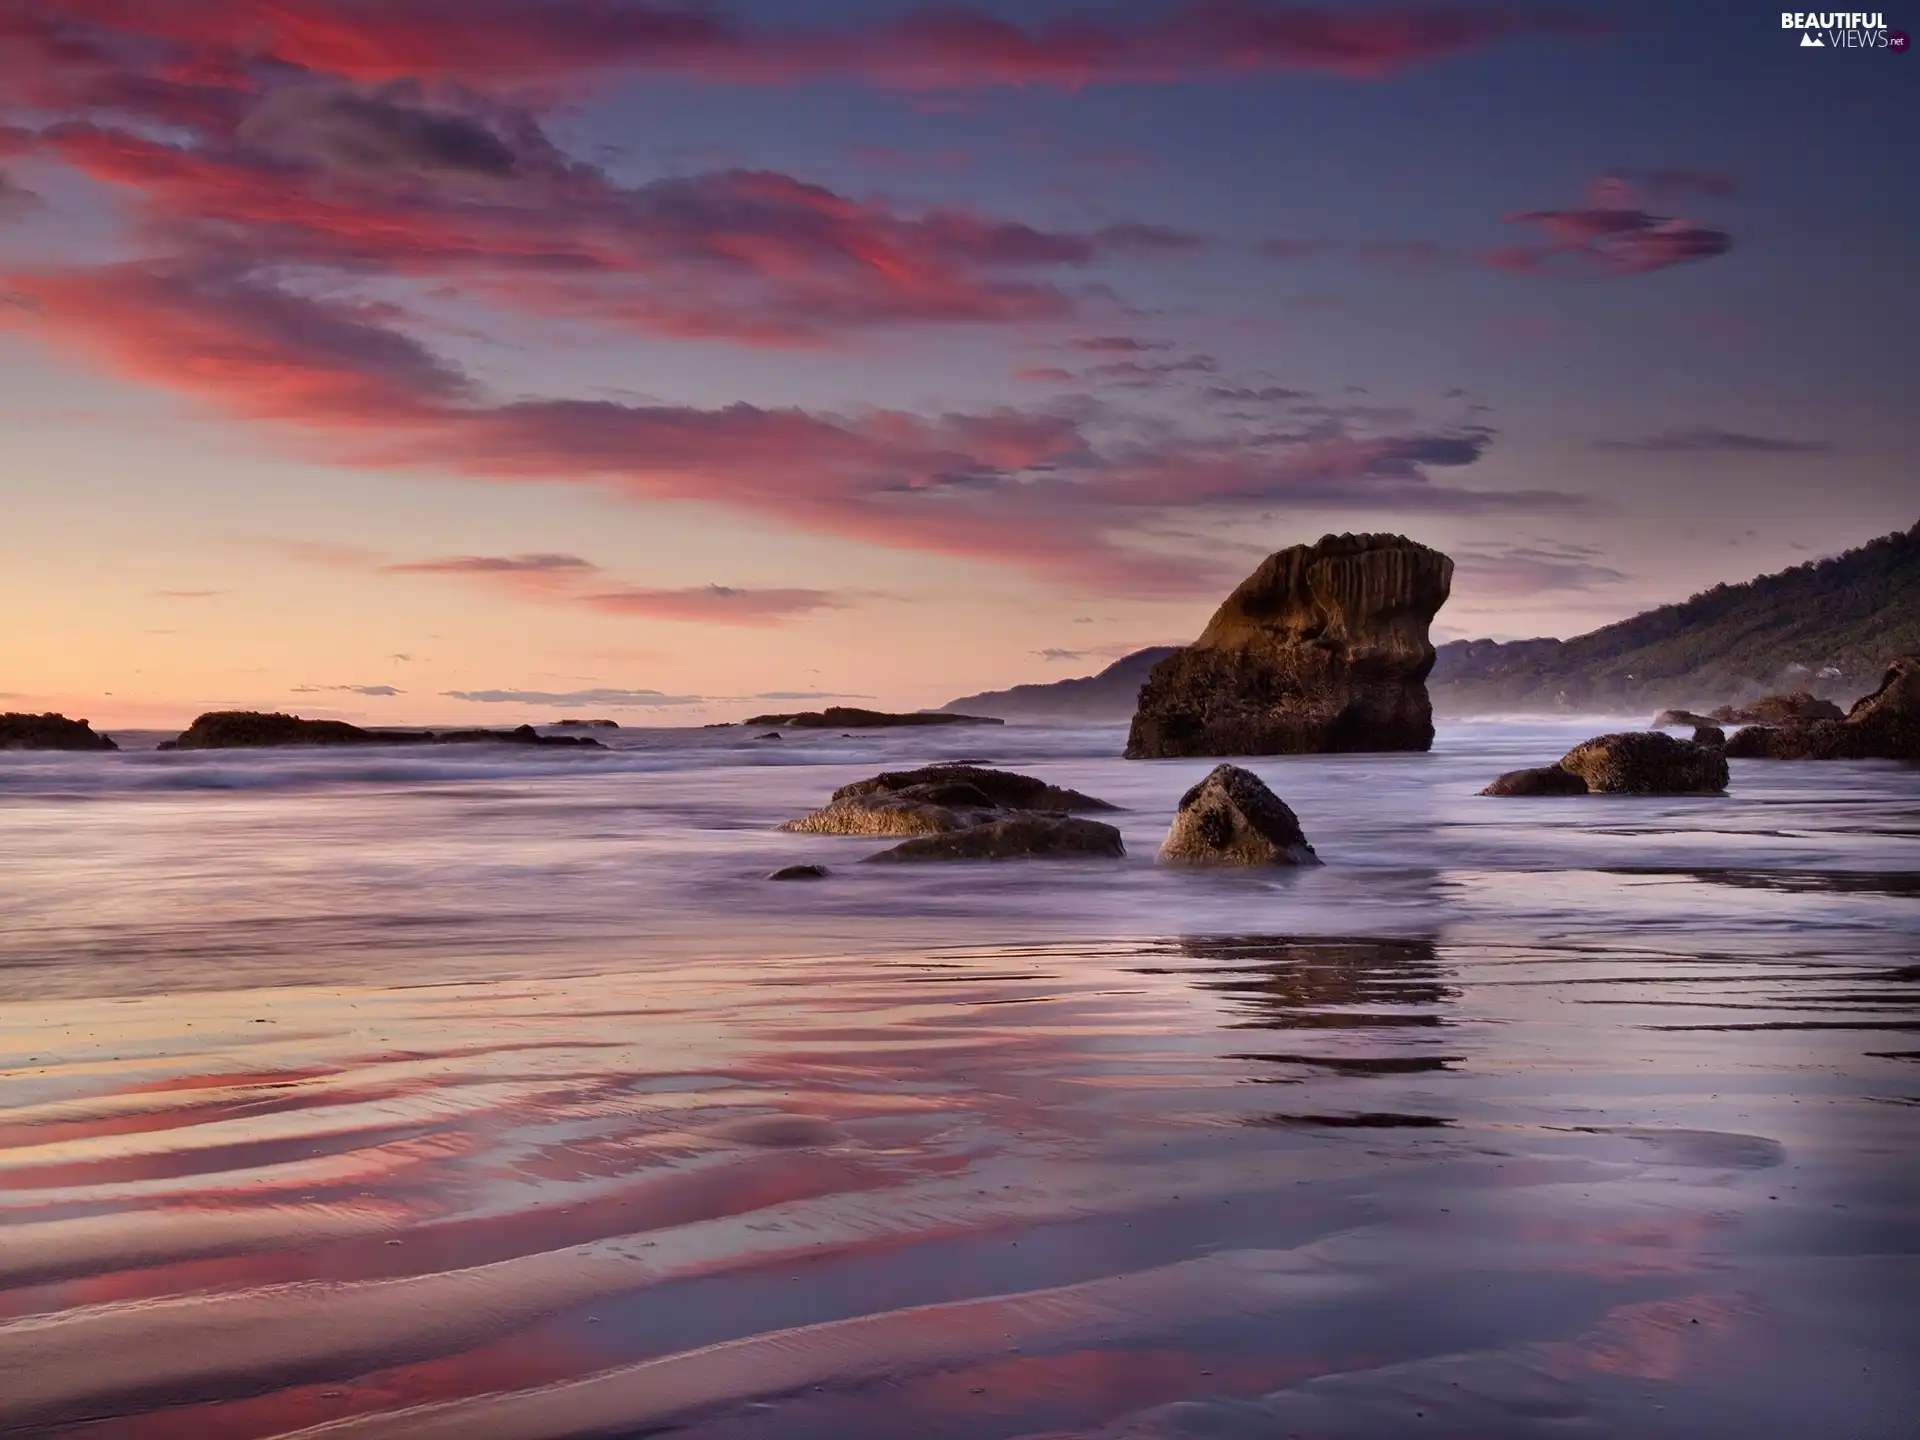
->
[1592,428,1832,455]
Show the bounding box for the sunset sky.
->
[1,0,1914,727]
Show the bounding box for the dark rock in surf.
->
[742,707,1002,729]
[1558,732,1728,794]
[1126,533,1453,759]
[780,764,1115,838]
[1692,724,1726,747]
[1480,765,1589,797]
[1653,708,1717,729]
[865,815,1125,863]
[1710,692,1845,726]
[0,713,118,751]
[767,864,830,881]
[160,711,603,750]
[1158,764,1320,866]
[1724,653,1920,761]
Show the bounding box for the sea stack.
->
[1126,533,1453,758]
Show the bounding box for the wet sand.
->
[2,932,1916,1437]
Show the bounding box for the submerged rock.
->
[1725,653,1920,761]
[1710,692,1845,726]
[0,713,118,751]
[865,816,1125,862]
[1480,765,1589,797]
[1558,732,1729,794]
[1126,533,1453,758]
[767,864,830,881]
[1158,764,1320,866]
[742,707,1002,729]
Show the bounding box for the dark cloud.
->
[238,85,521,176]
[384,553,596,574]
[1034,647,1086,661]
[1453,542,1630,596]
[1593,428,1832,455]
[1067,335,1176,354]
[1204,385,1312,403]
[157,588,223,598]
[292,683,406,696]
[1502,178,1732,275]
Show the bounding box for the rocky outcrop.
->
[0,713,118,751]
[1484,732,1728,796]
[556,718,620,728]
[1653,708,1717,729]
[1710,692,1845,726]
[744,707,1002,729]
[160,712,604,750]
[1126,533,1453,758]
[1692,724,1726,747]
[1158,764,1319,866]
[1480,765,1590,797]
[780,764,1114,836]
[1559,732,1728,794]
[1725,654,1920,761]
[865,816,1125,863]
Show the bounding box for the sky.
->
[1,0,1915,728]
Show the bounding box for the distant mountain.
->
[939,647,1180,723]
[1432,521,1920,713]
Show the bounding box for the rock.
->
[767,864,830,881]
[555,718,620,728]
[434,724,605,747]
[1158,764,1320,866]
[781,764,1115,837]
[1709,692,1845,725]
[754,731,782,741]
[0,713,118,751]
[865,816,1125,863]
[1653,708,1717,728]
[742,707,1003,729]
[1692,724,1726,747]
[161,712,604,750]
[1558,732,1729,794]
[1126,533,1453,758]
[162,711,390,749]
[1724,653,1920,761]
[831,764,1114,813]
[1480,765,1589,796]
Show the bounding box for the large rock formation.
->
[1126,534,1453,758]
[1158,764,1320,866]
[865,816,1125,863]
[0,713,118,751]
[781,764,1113,836]
[743,707,1001,729]
[1725,654,1920,761]
[161,712,603,750]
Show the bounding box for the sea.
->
[0,720,1915,1438]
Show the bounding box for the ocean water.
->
[0,721,1916,1437]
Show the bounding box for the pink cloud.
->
[3,261,1582,597]
[27,3,1595,96]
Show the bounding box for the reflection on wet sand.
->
[0,928,1916,1438]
